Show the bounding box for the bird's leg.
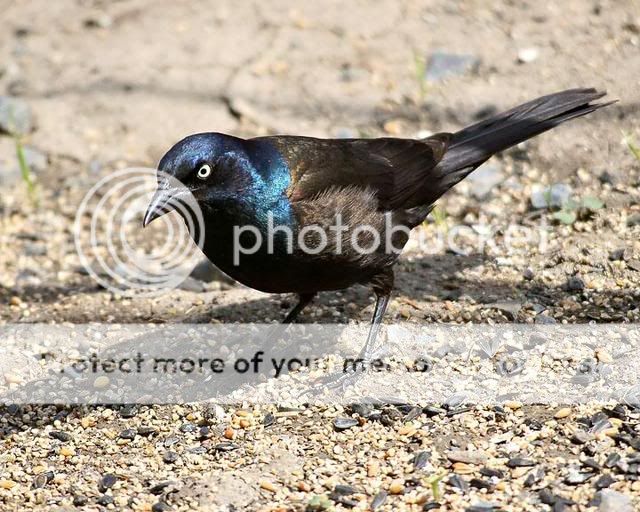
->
[355,292,391,362]
[309,270,394,395]
[354,267,394,363]
[282,293,316,324]
[264,293,316,364]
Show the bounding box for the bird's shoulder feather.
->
[255,134,451,210]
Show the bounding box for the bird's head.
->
[143,132,249,227]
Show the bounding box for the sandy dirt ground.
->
[1,0,640,511]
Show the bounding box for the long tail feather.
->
[435,88,614,189]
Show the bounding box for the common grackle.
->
[144,88,612,362]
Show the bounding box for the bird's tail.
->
[434,88,613,189]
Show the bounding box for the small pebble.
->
[414,451,430,469]
[594,474,616,489]
[97,495,114,506]
[163,451,178,464]
[119,404,138,418]
[518,47,540,63]
[98,473,117,492]
[524,467,545,487]
[571,431,590,445]
[49,431,72,442]
[119,429,137,440]
[565,469,593,485]
[72,495,88,506]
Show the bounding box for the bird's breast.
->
[197,187,413,294]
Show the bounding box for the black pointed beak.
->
[143,186,175,227]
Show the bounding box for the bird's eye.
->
[197,164,212,180]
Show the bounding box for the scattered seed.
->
[59,446,75,457]
[389,480,404,494]
[93,376,110,389]
[263,413,275,427]
[260,480,276,492]
[334,417,359,431]
[414,451,430,469]
[507,457,536,468]
[0,480,16,490]
[371,491,387,510]
[555,408,572,419]
[32,474,48,489]
[214,442,239,452]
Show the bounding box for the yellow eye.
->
[197,164,212,179]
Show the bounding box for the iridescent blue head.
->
[143,132,292,229]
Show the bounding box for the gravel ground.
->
[1,0,640,511]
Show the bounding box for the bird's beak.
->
[143,185,176,227]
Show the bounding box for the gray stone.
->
[564,468,593,485]
[447,450,487,465]
[21,146,47,172]
[531,184,572,209]
[598,489,633,512]
[517,47,540,64]
[627,213,640,227]
[466,163,505,199]
[0,163,21,185]
[189,259,233,283]
[467,501,499,511]
[177,276,206,293]
[0,96,33,136]
[535,314,556,324]
[425,51,480,82]
[566,275,585,292]
[0,141,45,185]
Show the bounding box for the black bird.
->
[144,88,611,362]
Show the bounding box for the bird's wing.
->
[265,134,452,210]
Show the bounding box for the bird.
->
[144,88,612,366]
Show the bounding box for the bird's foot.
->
[317,367,364,393]
[309,347,391,395]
